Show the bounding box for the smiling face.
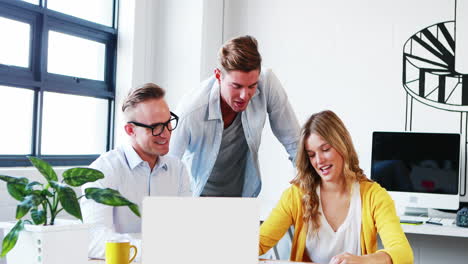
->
[305,133,345,184]
[218,69,260,112]
[124,98,172,163]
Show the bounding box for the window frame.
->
[0,0,117,166]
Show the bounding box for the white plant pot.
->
[0,219,92,264]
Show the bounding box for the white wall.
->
[149,0,224,108]
[222,0,462,202]
[149,0,204,107]
[114,0,163,145]
[114,0,224,146]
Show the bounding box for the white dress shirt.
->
[80,144,192,261]
[306,182,362,264]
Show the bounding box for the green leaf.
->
[50,181,82,221]
[0,220,25,257]
[0,175,29,185]
[85,188,132,206]
[85,188,141,217]
[31,208,46,225]
[62,168,104,187]
[27,156,58,182]
[7,183,27,201]
[41,189,54,197]
[49,181,60,191]
[25,181,43,192]
[30,190,43,196]
[128,204,141,217]
[16,194,43,219]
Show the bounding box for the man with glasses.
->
[170,35,300,197]
[81,83,191,260]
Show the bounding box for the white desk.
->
[376,220,468,264]
[87,260,313,264]
[401,222,468,237]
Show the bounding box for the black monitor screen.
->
[371,132,460,194]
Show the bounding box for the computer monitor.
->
[371,131,460,216]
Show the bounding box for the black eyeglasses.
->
[128,112,179,136]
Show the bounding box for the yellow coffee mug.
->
[105,240,137,264]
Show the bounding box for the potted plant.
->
[0,156,140,264]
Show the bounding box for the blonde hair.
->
[291,110,369,235]
[218,35,262,73]
[121,83,165,121]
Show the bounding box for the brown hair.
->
[122,83,165,113]
[218,35,262,73]
[291,110,369,236]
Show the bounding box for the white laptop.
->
[142,197,259,264]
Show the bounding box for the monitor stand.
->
[403,207,428,217]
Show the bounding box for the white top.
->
[80,144,192,260]
[306,182,362,264]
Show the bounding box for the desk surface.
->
[89,260,314,264]
[401,222,468,237]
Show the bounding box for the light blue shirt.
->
[81,144,192,260]
[169,69,300,197]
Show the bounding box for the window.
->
[0,0,117,166]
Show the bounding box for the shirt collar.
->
[154,155,169,171]
[207,76,261,121]
[207,78,222,121]
[123,144,168,171]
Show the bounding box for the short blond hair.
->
[218,35,262,73]
[122,83,165,113]
[121,83,165,122]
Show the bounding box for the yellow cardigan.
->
[259,181,413,264]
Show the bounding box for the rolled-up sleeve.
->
[263,69,300,163]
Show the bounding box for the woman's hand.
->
[329,252,365,264]
[329,251,392,264]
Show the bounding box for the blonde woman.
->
[259,110,413,264]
